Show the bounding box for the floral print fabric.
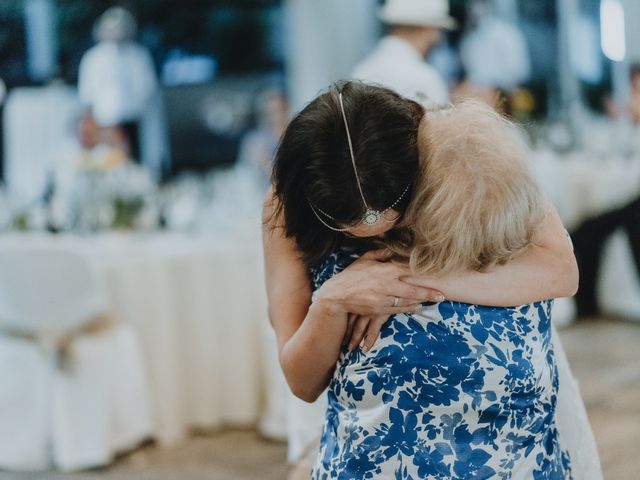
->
[311,249,571,479]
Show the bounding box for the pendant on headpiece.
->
[362,209,381,226]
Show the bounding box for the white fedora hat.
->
[378,0,457,30]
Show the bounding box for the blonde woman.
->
[264,83,598,478]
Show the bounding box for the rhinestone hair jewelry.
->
[309,185,410,232]
[308,90,410,232]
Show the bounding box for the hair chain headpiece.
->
[308,203,352,232]
[307,89,410,231]
[338,92,369,210]
[338,91,385,226]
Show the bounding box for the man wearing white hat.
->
[351,0,456,106]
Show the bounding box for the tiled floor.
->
[5,318,639,480]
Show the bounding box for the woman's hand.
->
[345,314,392,352]
[314,251,444,318]
[321,250,444,353]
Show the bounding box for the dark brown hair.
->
[270,81,424,266]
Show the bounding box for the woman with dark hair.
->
[263,82,591,478]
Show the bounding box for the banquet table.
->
[0,229,286,447]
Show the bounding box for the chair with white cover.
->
[3,85,81,205]
[0,245,153,471]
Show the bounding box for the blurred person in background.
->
[75,111,129,167]
[351,0,455,106]
[452,0,534,123]
[458,0,531,93]
[47,111,131,229]
[0,77,5,180]
[606,63,640,124]
[573,65,640,318]
[454,0,531,116]
[571,194,640,318]
[629,64,640,124]
[78,6,158,164]
[572,64,640,318]
[237,87,288,190]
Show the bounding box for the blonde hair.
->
[388,100,545,274]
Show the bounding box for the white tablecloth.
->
[0,230,279,446]
[529,149,640,231]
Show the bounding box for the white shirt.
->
[460,16,531,91]
[351,36,449,107]
[78,41,158,126]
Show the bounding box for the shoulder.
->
[350,38,398,78]
[79,45,101,65]
[414,62,446,83]
[262,185,282,229]
[351,53,384,80]
[124,43,155,64]
[407,64,449,104]
[262,186,296,260]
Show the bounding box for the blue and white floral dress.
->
[311,248,572,480]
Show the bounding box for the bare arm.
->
[347,202,579,352]
[263,191,437,402]
[263,208,345,402]
[402,202,578,306]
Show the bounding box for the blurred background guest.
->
[572,62,640,319]
[76,111,129,162]
[47,112,153,231]
[453,0,530,115]
[630,63,640,123]
[236,86,287,189]
[78,6,164,172]
[351,0,455,106]
[459,0,531,92]
[572,194,640,318]
[606,62,640,123]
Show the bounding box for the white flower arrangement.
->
[68,161,159,231]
